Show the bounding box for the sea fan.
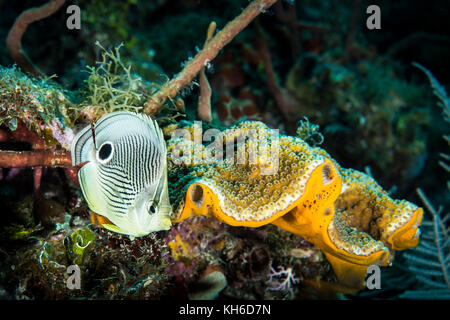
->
[399,63,450,299]
[412,62,450,181]
[400,189,450,299]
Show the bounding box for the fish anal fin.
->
[102,223,128,235]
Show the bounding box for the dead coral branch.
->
[6,0,66,77]
[197,22,216,123]
[0,150,72,168]
[144,0,279,116]
[256,25,298,121]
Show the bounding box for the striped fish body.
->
[71,111,172,238]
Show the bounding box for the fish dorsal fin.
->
[71,111,165,165]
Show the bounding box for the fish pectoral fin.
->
[90,211,128,234]
[90,212,114,227]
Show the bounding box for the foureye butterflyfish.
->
[71,111,172,239]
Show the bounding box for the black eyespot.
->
[149,205,156,214]
[98,142,113,161]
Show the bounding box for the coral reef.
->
[0,66,75,150]
[167,120,339,225]
[166,119,422,292]
[1,0,449,301]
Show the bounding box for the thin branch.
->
[345,0,361,54]
[273,1,300,59]
[388,32,450,58]
[256,24,298,120]
[297,20,330,34]
[143,0,279,115]
[6,0,66,77]
[33,166,42,196]
[197,22,216,123]
[438,160,450,173]
[0,150,72,168]
[416,188,438,216]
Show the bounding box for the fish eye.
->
[96,141,114,164]
[148,201,157,214]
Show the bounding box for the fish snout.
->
[156,204,173,217]
[147,204,173,231]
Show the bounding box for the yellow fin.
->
[102,223,128,235]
